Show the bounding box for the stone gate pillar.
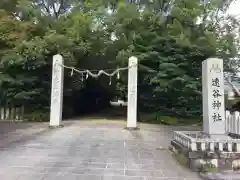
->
[126,56,138,130]
[50,54,64,127]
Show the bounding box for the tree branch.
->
[57,0,64,15]
[226,77,240,96]
[41,0,51,15]
[52,3,58,18]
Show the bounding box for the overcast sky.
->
[228,0,240,16]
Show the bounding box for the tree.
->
[0,0,239,121]
[112,0,239,118]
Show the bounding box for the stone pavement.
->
[0,120,201,180]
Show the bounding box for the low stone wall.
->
[171,139,240,172]
[0,106,24,121]
[173,131,240,152]
[171,131,240,172]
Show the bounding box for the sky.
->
[228,0,240,16]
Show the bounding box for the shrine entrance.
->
[49,54,138,129]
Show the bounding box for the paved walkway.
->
[0,120,201,180]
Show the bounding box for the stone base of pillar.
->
[49,124,64,129]
[124,127,140,131]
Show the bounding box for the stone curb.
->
[200,172,240,180]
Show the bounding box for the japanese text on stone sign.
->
[52,63,60,104]
[211,76,222,122]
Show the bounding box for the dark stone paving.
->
[0,120,201,180]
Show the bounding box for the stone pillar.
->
[202,58,225,134]
[126,56,138,130]
[49,54,64,128]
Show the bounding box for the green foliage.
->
[173,152,189,168]
[25,111,50,122]
[0,0,239,121]
[157,116,178,125]
[141,113,178,125]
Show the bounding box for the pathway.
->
[0,120,201,180]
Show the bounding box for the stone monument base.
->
[49,124,64,129]
[124,127,140,131]
[170,131,240,172]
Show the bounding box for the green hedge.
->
[24,111,49,122]
[140,113,179,125]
